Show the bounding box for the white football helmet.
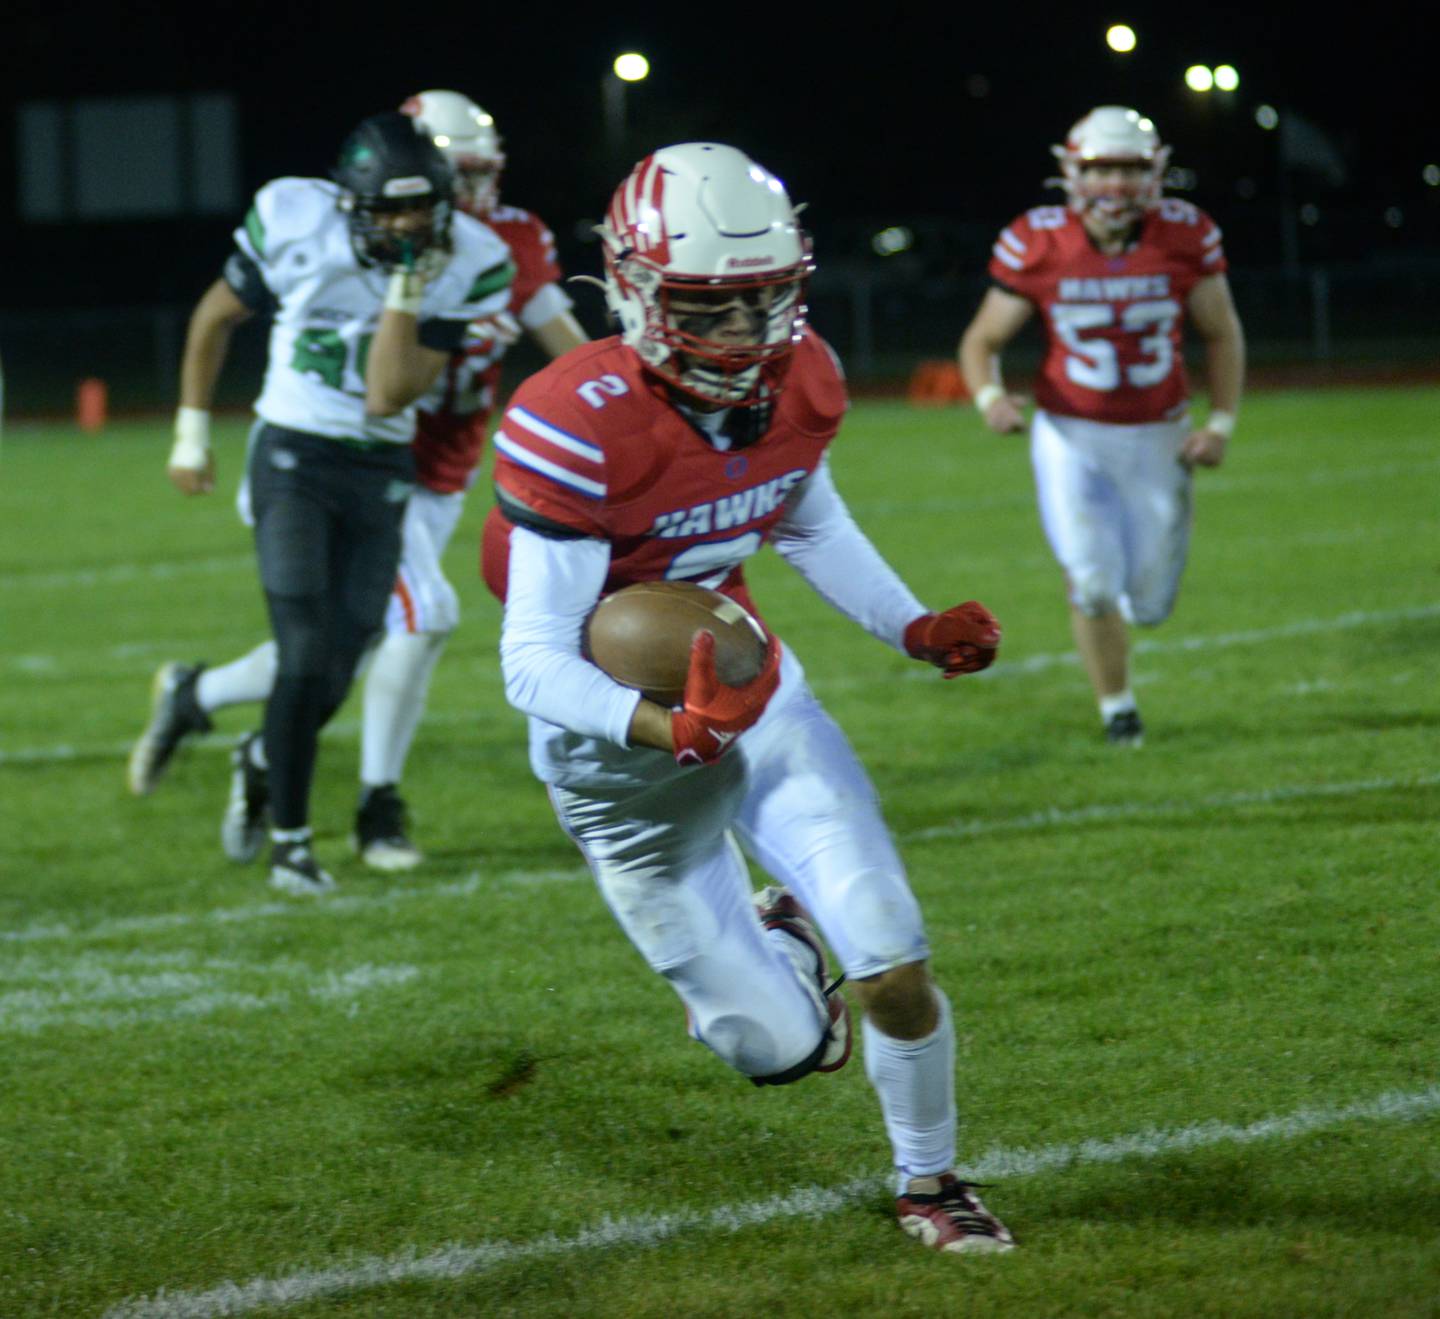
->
[400,89,505,216]
[1051,106,1171,234]
[598,143,812,408]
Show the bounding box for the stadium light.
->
[1256,104,1279,130]
[1185,65,1215,92]
[1106,24,1137,53]
[614,53,650,82]
[1214,64,1240,92]
[872,226,914,256]
[1423,164,1440,186]
[604,53,651,168]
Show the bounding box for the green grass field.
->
[2,390,1437,1318]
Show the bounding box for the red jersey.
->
[481,329,847,629]
[414,205,566,493]
[989,199,1228,424]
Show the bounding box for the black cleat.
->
[1104,709,1144,747]
[127,662,211,795]
[268,840,335,896]
[352,784,423,871]
[221,732,270,862]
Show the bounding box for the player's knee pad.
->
[749,1030,830,1086]
[267,597,329,677]
[829,867,927,973]
[1127,597,1174,627]
[690,1009,824,1084]
[1125,574,1182,627]
[1068,575,1121,619]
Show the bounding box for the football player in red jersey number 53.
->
[959,106,1246,746]
[482,143,1015,1254]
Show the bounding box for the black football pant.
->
[247,424,414,832]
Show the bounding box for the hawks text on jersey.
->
[412,206,571,494]
[989,199,1228,425]
[481,327,848,628]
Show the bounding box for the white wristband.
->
[974,383,1004,414]
[1206,410,1237,438]
[169,406,211,469]
[384,270,425,316]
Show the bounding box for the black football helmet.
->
[332,111,455,270]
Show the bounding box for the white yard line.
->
[101,1082,1440,1319]
[5,768,1432,947]
[971,601,1440,680]
[1,555,254,592]
[0,950,420,1035]
[905,770,1440,842]
[4,601,1436,766]
[1,870,585,946]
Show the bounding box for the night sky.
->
[2,4,1433,310]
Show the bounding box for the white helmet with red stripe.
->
[400,89,506,217]
[598,143,812,407]
[1051,106,1171,233]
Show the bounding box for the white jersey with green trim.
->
[235,177,514,445]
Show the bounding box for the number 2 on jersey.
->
[1049,298,1180,392]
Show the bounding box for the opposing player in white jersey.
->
[129,91,585,873]
[959,106,1246,744]
[147,110,512,894]
[483,143,1014,1253]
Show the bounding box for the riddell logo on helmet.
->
[727,256,774,268]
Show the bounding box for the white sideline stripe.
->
[102,1083,1440,1319]
[905,770,1440,842]
[5,602,1437,767]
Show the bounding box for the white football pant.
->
[548,676,931,1077]
[1030,408,1193,624]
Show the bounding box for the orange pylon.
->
[77,378,108,433]
[907,361,970,406]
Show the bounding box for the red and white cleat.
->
[897,1174,1016,1254]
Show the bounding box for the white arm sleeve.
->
[499,527,643,746]
[770,458,927,652]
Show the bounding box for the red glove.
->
[903,602,1002,678]
[671,630,782,765]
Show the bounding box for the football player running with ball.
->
[481,143,1014,1253]
[156,111,513,894]
[130,92,586,874]
[959,107,1246,746]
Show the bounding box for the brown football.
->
[584,581,769,707]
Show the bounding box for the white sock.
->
[863,986,956,1195]
[197,641,278,713]
[360,631,448,787]
[1099,689,1137,721]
